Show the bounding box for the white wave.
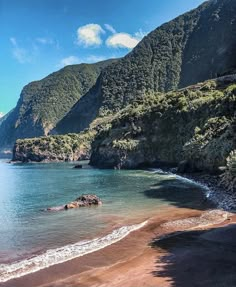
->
[0,220,147,283]
[148,168,171,175]
[148,168,211,197]
[174,174,212,198]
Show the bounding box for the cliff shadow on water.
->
[142,175,216,211]
[150,224,236,287]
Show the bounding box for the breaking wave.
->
[0,220,147,282]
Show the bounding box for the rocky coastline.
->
[176,172,236,211]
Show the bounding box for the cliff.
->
[90,75,236,173]
[12,130,96,162]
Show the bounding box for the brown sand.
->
[1,208,236,287]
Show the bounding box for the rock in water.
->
[75,194,102,205]
[65,201,79,209]
[46,194,102,211]
[74,164,82,169]
[65,194,102,209]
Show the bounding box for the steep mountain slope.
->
[56,0,236,134]
[90,74,236,171]
[0,59,116,149]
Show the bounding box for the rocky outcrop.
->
[219,150,236,192]
[47,194,102,211]
[65,194,102,209]
[90,77,236,172]
[12,131,96,162]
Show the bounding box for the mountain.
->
[0,59,116,149]
[55,0,236,134]
[12,75,236,193]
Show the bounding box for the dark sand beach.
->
[2,205,235,287]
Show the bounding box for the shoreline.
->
[177,172,236,211]
[0,168,235,287]
[149,167,236,211]
[1,206,233,287]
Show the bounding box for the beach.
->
[2,205,235,287]
[1,160,236,287]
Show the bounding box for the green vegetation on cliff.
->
[220,150,236,192]
[56,0,236,134]
[90,75,236,171]
[13,130,96,162]
[13,75,236,174]
[0,59,116,148]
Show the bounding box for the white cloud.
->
[134,29,148,40]
[77,24,105,47]
[0,112,4,118]
[10,37,31,63]
[86,55,106,63]
[36,37,54,45]
[106,33,140,49]
[60,56,80,66]
[104,24,116,34]
[10,37,17,45]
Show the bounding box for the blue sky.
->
[0,0,206,116]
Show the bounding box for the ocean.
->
[0,159,209,282]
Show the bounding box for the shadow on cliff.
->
[143,177,215,210]
[149,224,236,287]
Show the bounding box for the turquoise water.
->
[0,159,209,280]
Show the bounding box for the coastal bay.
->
[1,0,236,285]
[0,160,235,286]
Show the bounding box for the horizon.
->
[1,0,206,115]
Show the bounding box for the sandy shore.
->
[1,205,236,287]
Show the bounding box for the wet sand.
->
[2,206,235,287]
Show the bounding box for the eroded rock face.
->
[12,131,95,163]
[47,194,102,211]
[65,194,102,209]
[90,77,236,172]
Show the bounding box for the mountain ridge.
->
[0,59,116,149]
[1,0,236,150]
[55,0,236,134]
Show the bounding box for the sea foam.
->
[0,220,147,282]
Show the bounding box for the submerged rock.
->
[46,205,65,211]
[65,201,80,209]
[74,164,83,169]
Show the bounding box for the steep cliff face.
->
[12,131,96,162]
[90,75,236,172]
[56,0,236,134]
[0,59,116,149]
